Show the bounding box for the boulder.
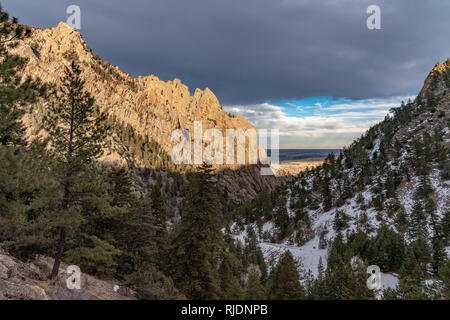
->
[0,281,48,300]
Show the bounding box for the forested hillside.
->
[7,20,278,205]
[0,9,273,300]
[225,59,450,299]
[0,5,449,300]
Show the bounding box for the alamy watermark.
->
[171,121,279,175]
[366,5,381,30]
[66,265,81,290]
[66,5,81,30]
[367,265,381,290]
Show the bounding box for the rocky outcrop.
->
[418,59,450,100]
[11,22,253,152]
[10,22,279,203]
[0,252,134,300]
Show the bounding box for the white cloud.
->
[223,95,412,148]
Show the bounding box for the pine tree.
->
[321,175,332,210]
[103,167,156,276]
[431,236,447,275]
[345,258,374,300]
[425,197,437,222]
[246,269,266,300]
[415,174,432,199]
[0,9,52,259]
[341,177,353,200]
[441,210,450,245]
[409,200,427,240]
[0,6,43,146]
[333,210,350,233]
[274,203,290,240]
[169,163,223,299]
[218,252,244,299]
[150,183,169,272]
[394,207,409,234]
[323,255,353,300]
[318,256,325,276]
[43,61,109,279]
[411,237,432,273]
[438,259,450,299]
[267,251,305,300]
[127,261,184,300]
[0,142,58,259]
[398,249,426,299]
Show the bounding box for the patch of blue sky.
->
[269,95,411,121]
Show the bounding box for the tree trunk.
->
[49,226,66,279]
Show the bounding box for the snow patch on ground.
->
[260,236,328,277]
[381,272,399,290]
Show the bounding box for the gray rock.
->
[0,263,9,280]
[0,281,48,300]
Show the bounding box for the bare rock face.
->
[0,282,48,300]
[0,262,9,280]
[11,22,254,157]
[418,59,450,100]
[0,253,47,300]
[0,254,18,279]
[394,59,450,145]
[10,22,279,203]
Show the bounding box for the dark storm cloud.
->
[2,0,450,105]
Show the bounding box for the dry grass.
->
[276,159,324,176]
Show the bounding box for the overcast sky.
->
[2,0,449,148]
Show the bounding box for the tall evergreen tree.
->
[321,175,332,210]
[441,210,450,245]
[103,167,156,277]
[411,236,432,274]
[43,61,109,279]
[246,269,266,300]
[169,163,223,299]
[218,252,244,299]
[397,249,427,299]
[431,236,447,275]
[409,200,427,240]
[267,251,305,300]
[0,8,51,259]
[150,183,169,272]
[438,259,450,299]
[345,258,375,300]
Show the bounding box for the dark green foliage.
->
[409,200,428,240]
[267,251,305,300]
[438,259,450,299]
[333,210,350,233]
[108,116,181,173]
[367,226,407,272]
[150,183,169,272]
[322,255,353,300]
[442,211,450,245]
[42,61,110,279]
[396,249,427,299]
[394,207,409,234]
[410,237,432,274]
[0,7,44,146]
[127,262,185,300]
[274,203,291,241]
[321,175,332,210]
[245,269,266,299]
[102,167,156,277]
[0,143,58,260]
[431,236,447,275]
[218,252,244,299]
[169,164,223,299]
